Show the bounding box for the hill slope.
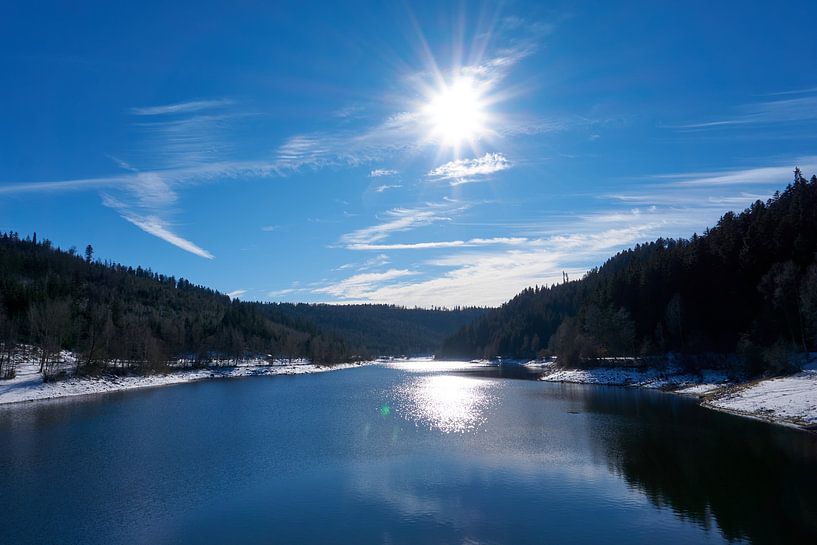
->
[441,170,817,374]
[265,303,486,356]
[0,234,486,376]
[0,235,356,373]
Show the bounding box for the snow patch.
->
[705,364,817,426]
[538,357,817,428]
[0,349,375,406]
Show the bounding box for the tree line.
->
[0,233,487,380]
[440,170,817,375]
[264,303,486,356]
[0,234,357,379]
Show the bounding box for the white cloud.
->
[316,249,574,307]
[227,289,247,299]
[129,172,178,208]
[314,269,419,300]
[120,212,215,259]
[348,237,528,251]
[369,168,398,177]
[101,194,214,259]
[657,157,817,187]
[267,288,299,298]
[428,153,510,185]
[340,205,458,246]
[316,228,650,307]
[336,254,391,271]
[130,99,233,116]
[318,181,780,307]
[375,184,402,193]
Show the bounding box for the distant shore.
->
[0,354,372,406]
[531,359,817,430]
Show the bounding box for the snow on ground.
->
[705,360,817,426]
[5,349,817,429]
[539,362,730,391]
[538,357,817,429]
[0,350,373,405]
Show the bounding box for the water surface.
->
[1,362,815,544]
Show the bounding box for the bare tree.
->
[0,307,17,379]
[29,299,73,380]
[80,301,114,373]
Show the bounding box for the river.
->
[1,361,815,544]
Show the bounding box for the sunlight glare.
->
[422,76,488,150]
[394,374,497,433]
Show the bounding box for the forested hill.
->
[440,170,817,375]
[0,234,485,372]
[264,303,486,356]
[0,235,358,368]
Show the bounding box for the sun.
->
[422,76,488,152]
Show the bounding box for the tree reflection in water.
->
[567,384,817,544]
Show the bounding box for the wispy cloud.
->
[333,104,365,119]
[340,204,460,247]
[758,86,817,97]
[130,99,234,116]
[266,286,311,298]
[674,93,817,130]
[369,168,398,177]
[0,160,283,197]
[427,153,510,185]
[103,196,214,259]
[314,269,418,299]
[319,169,790,306]
[335,254,391,271]
[1,23,549,262]
[653,157,817,187]
[348,236,527,251]
[316,223,682,307]
[0,99,259,258]
[269,112,423,174]
[227,289,247,299]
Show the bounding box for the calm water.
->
[1,362,816,545]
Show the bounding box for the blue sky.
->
[1,1,816,307]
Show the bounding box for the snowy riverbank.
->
[702,363,817,428]
[536,358,817,429]
[0,352,372,406]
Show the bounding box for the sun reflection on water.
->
[394,374,498,434]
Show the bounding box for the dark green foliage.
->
[441,172,817,374]
[263,303,486,356]
[0,233,356,369]
[0,234,484,372]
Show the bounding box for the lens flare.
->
[422,76,488,149]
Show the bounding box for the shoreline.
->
[533,360,817,431]
[4,355,816,432]
[0,357,374,407]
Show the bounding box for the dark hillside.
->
[266,303,486,356]
[441,170,817,374]
[0,235,356,374]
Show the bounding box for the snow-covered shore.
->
[0,352,372,406]
[537,359,817,430]
[4,350,816,429]
[702,363,817,427]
